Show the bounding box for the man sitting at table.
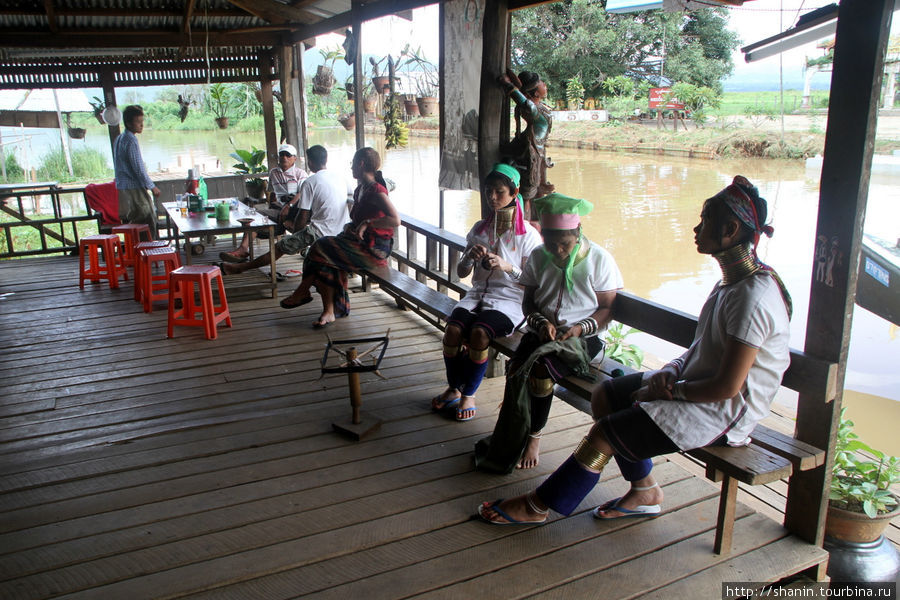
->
[218,144,352,276]
[219,142,309,262]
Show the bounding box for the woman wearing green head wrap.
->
[432,163,542,421]
[474,193,623,473]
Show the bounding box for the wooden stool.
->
[139,247,182,313]
[133,241,170,301]
[112,223,152,268]
[167,265,232,340]
[78,234,128,289]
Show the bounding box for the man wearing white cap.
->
[220,143,308,261]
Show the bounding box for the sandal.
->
[431,394,460,412]
[280,294,313,309]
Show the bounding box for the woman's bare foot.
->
[516,431,542,469]
[431,388,461,411]
[478,493,548,524]
[593,482,664,519]
[313,312,336,328]
[455,395,477,421]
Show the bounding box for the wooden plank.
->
[751,424,825,471]
[688,444,791,486]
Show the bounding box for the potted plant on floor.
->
[313,46,343,96]
[229,142,267,201]
[824,411,900,583]
[207,83,231,129]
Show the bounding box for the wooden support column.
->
[477,0,509,215]
[294,43,309,164]
[784,0,894,546]
[352,1,366,151]
[259,50,278,169]
[278,44,302,155]
[100,67,120,149]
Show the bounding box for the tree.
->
[511,0,739,99]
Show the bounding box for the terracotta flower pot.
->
[338,114,355,131]
[416,96,438,117]
[404,100,420,118]
[825,500,900,543]
[372,76,390,95]
[363,97,376,114]
[215,117,229,129]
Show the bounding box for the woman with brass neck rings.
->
[431,163,542,422]
[478,176,793,525]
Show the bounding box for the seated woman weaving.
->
[280,147,399,328]
[477,176,793,525]
[431,163,542,422]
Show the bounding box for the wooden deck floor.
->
[0,250,828,599]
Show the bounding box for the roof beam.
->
[225,0,320,24]
[42,0,58,34]
[288,0,438,43]
[182,0,196,34]
[0,7,251,18]
[0,31,285,49]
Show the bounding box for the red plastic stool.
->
[133,241,170,302]
[112,223,152,268]
[79,234,128,289]
[139,247,182,313]
[167,265,232,340]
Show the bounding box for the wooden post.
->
[294,43,309,165]
[477,0,509,213]
[347,348,362,424]
[259,50,278,169]
[100,67,120,149]
[352,2,365,151]
[51,90,74,178]
[331,346,382,440]
[784,0,894,546]
[278,45,301,154]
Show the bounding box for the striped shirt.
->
[113,130,154,190]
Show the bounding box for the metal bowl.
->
[237,217,254,225]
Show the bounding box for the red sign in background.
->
[649,87,686,110]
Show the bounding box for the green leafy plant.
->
[830,411,900,518]
[601,75,635,99]
[206,83,231,119]
[565,75,585,109]
[401,45,438,98]
[603,322,644,369]
[228,140,267,197]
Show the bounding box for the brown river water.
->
[13,125,900,454]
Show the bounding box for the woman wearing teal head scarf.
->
[431,163,542,422]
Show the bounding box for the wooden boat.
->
[856,234,900,325]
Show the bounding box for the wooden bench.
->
[358,216,830,554]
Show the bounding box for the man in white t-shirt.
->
[219,145,351,276]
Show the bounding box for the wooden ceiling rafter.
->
[42,0,58,34]
[287,0,439,44]
[182,0,196,34]
[225,0,320,25]
[0,7,251,18]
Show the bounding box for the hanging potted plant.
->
[339,76,355,101]
[66,113,86,139]
[207,83,231,129]
[403,47,439,116]
[403,94,420,118]
[229,140,268,201]
[89,97,106,125]
[824,411,900,583]
[369,56,390,95]
[313,46,343,96]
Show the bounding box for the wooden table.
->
[162,200,278,296]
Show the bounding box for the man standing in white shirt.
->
[219,145,351,275]
[220,143,308,262]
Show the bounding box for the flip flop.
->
[431,395,460,412]
[476,500,546,526]
[285,269,302,278]
[592,497,662,520]
[280,295,313,309]
[455,405,477,421]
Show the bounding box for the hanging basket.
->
[313,66,336,96]
[372,76,390,95]
[215,117,229,129]
[67,127,86,139]
[363,97,377,115]
[338,114,356,131]
[404,100,420,118]
[416,96,438,117]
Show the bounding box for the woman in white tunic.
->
[478,175,793,525]
[431,164,542,421]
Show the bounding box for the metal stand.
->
[321,333,389,441]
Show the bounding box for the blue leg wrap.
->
[536,455,601,516]
[615,456,653,482]
[461,357,489,396]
